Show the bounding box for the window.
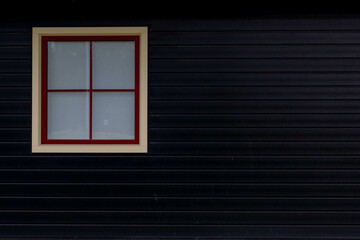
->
[32,27,148,153]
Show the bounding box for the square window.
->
[32,27,148,153]
[92,92,135,140]
[47,41,90,90]
[92,41,135,89]
[47,92,90,140]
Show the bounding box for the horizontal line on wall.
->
[150,29,360,33]
[12,126,360,129]
[0,169,359,172]
[149,141,360,143]
[13,42,360,48]
[150,99,360,101]
[15,56,360,60]
[2,169,360,172]
[11,141,360,144]
[148,113,360,116]
[149,99,360,101]
[1,182,360,185]
[10,57,360,62]
[20,99,360,102]
[150,85,360,87]
[8,29,360,33]
[13,42,360,47]
[150,57,360,60]
[11,85,360,90]
[148,127,360,129]
[0,58,30,61]
[1,168,360,172]
[0,196,358,199]
[151,43,360,46]
[0,183,360,185]
[149,57,360,60]
[1,210,360,213]
[0,223,359,227]
[149,71,360,73]
[11,85,360,89]
[9,71,360,75]
[0,72,30,75]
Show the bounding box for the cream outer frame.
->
[32,27,148,153]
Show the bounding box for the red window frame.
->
[41,36,140,144]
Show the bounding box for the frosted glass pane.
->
[48,92,90,139]
[92,41,135,89]
[47,41,90,89]
[92,92,135,140]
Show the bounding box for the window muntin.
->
[32,27,148,153]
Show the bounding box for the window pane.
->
[47,41,90,89]
[48,92,90,139]
[92,92,135,140]
[92,41,135,89]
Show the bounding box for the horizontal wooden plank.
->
[0,238,190,240]
[6,141,360,156]
[16,29,360,49]
[0,238,189,240]
[6,142,360,156]
[150,59,360,73]
[0,88,30,100]
[1,197,360,211]
[0,60,30,73]
[7,99,360,115]
[150,86,360,100]
[151,45,360,58]
[0,102,30,114]
[6,31,360,51]
[9,70,360,90]
[2,211,360,225]
[7,140,360,156]
[5,58,360,75]
[0,74,31,87]
[150,114,360,128]
[0,129,29,141]
[0,47,30,59]
[0,156,358,169]
[0,33,31,46]
[150,72,360,86]
[1,169,360,183]
[150,128,360,142]
[150,100,360,114]
[1,225,360,238]
[10,86,360,101]
[150,18,360,31]
[5,142,360,156]
[7,44,360,60]
[0,183,360,197]
[8,86,360,102]
[8,35,360,59]
[26,44,360,61]
[0,115,30,128]
[0,143,30,155]
[151,31,360,45]
[5,18,360,32]
[150,142,360,155]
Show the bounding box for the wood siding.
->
[1,16,360,239]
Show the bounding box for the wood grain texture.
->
[1,16,360,239]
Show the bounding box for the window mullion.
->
[89,40,93,140]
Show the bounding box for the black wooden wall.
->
[2,15,360,239]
